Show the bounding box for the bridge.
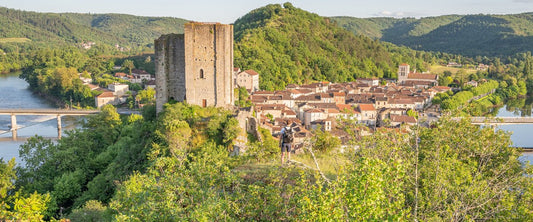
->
[0,108,139,141]
[451,117,533,125]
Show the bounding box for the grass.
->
[0,38,31,43]
[430,65,477,75]
[291,151,349,180]
[231,150,350,183]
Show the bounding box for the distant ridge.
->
[332,13,533,57]
[0,7,188,48]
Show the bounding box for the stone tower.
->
[397,63,410,84]
[155,22,234,113]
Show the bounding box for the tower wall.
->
[155,34,186,113]
[155,22,234,113]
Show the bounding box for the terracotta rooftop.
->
[359,104,376,111]
[391,115,417,123]
[243,69,259,76]
[132,69,150,74]
[408,73,437,80]
[97,92,115,98]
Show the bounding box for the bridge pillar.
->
[57,115,62,139]
[10,114,17,141]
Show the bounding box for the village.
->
[81,60,483,153]
[78,22,489,154]
[234,63,461,151]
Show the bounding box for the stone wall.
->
[155,22,234,113]
[155,34,186,113]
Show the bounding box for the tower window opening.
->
[200,69,205,79]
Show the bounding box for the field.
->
[429,65,478,75]
[0,38,31,43]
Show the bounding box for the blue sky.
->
[0,0,532,23]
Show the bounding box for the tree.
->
[136,87,156,104]
[122,60,135,74]
[407,109,419,119]
[311,127,341,153]
[359,118,532,220]
[1,158,51,221]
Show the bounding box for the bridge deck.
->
[0,109,100,115]
[452,117,533,124]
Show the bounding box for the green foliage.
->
[311,127,341,152]
[68,200,111,222]
[0,158,16,200]
[16,105,155,217]
[414,118,525,220]
[407,109,419,119]
[439,80,500,112]
[357,118,532,220]
[121,59,135,74]
[245,127,279,161]
[19,47,99,107]
[438,75,453,86]
[334,13,533,57]
[0,7,187,52]
[234,3,435,90]
[235,87,252,108]
[1,159,51,221]
[61,12,187,48]
[136,87,155,104]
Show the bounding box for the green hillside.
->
[0,7,124,47]
[0,7,187,50]
[234,3,435,90]
[333,13,533,57]
[60,13,188,47]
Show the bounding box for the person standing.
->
[279,122,294,164]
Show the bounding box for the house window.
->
[202,99,207,107]
[200,69,205,79]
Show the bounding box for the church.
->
[397,63,438,88]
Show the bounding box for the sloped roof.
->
[391,115,417,123]
[359,104,376,111]
[243,69,259,76]
[408,73,437,80]
[97,92,115,98]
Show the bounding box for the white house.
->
[108,83,129,96]
[235,69,260,92]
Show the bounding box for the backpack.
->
[283,127,294,143]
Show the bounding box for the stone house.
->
[304,108,325,126]
[235,69,260,92]
[131,69,153,84]
[390,115,417,127]
[358,77,379,86]
[358,104,377,126]
[95,91,117,108]
[108,83,129,96]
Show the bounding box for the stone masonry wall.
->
[155,34,186,113]
[155,22,234,113]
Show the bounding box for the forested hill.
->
[332,13,533,57]
[0,7,187,49]
[60,13,188,47]
[234,3,435,91]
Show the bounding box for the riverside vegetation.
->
[1,2,533,221]
[0,104,532,221]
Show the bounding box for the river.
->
[0,73,531,165]
[492,104,533,164]
[0,72,80,164]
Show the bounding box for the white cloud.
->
[514,0,533,3]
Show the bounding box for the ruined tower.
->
[155,22,234,113]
